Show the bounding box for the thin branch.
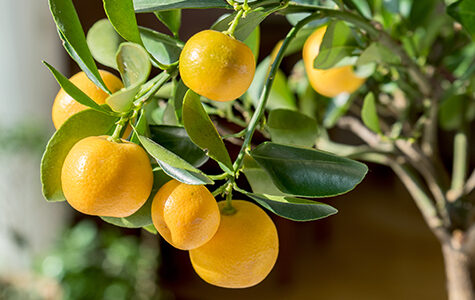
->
[465,169,475,197]
[336,116,392,151]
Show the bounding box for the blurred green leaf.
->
[104,0,143,44]
[408,0,437,30]
[247,57,297,110]
[246,192,338,221]
[154,9,181,36]
[439,94,475,130]
[244,26,260,61]
[41,109,118,202]
[314,21,355,69]
[448,0,475,38]
[183,90,233,173]
[87,19,125,69]
[323,93,352,128]
[43,62,113,115]
[356,42,400,66]
[149,125,208,167]
[133,0,230,12]
[361,92,381,133]
[49,0,110,93]
[138,135,213,184]
[251,142,368,197]
[267,109,318,147]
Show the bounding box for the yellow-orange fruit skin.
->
[151,180,220,250]
[61,136,153,218]
[190,200,279,288]
[52,70,123,129]
[179,30,256,102]
[302,26,365,98]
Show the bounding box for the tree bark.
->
[442,240,474,300]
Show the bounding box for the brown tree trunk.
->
[442,240,474,300]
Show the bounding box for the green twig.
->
[448,128,468,202]
[232,12,323,174]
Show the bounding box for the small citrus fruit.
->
[61,136,153,217]
[303,26,365,98]
[179,30,256,102]
[151,180,220,250]
[189,200,279,288]
[52,70,123,129]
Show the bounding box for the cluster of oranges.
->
[52,26,364,288]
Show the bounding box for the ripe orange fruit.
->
[52,70,123,129]
[303,26,365,98]
[189,200,279,288]
[61,136,153,217]
[179,30,256,102]
[151,180,220,250]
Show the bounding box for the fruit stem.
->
[232,12,323,174]
[109,116,128,143]
[223,9,244,38]
[221,181,236,215]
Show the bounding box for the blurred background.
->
[0,0,447,299]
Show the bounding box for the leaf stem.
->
[223,9,245,38]
[232,12,323,174]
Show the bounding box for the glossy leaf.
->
[361,93,381,133]
[246,192,338,221]
[447,0,475,38]
[242,155,287,196]
[107,43,151,112]
[139,27,182,66]
[149,125,208,167]
[133,0,230,12]
[172,80,187,122]
[43,62,113,115]
[212,10,270,41]
[49,0,109,93]
[247,57,297,110]
[41,109,118,202]
[267,109,318,147]
[154,9,181,36]
[138,135,213,185]
[86,19,124,69]
[250,142,368,197]
[104,0,143,44]
[182,90,233,172]
[101,170,170,228]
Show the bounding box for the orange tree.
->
[40,0,474,298]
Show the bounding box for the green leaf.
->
[361,92,381,133]
[149,125,208,167]
[101,169,170,228]
[86,19,125,69]
[408,0,437,30]
[242,155,287,196]
[212,10,270,41]
[439,94,474,130]
[246,192,338,221]
[43,62,113,115]
[49,0,110,93]
[314,21,355,69]
[267,109,318,147]
[182,90,233,173]
[143,224,158,234]
[447,0,475,38]
[104,0,143,44]
[107,43,151,112]
[154,9,181,36]
[244,26,260,61]
[172,80,187,122]
[133,0,230,12]
[139,27,182,66]
[356,42,400,66]
[130,109,148,144]
[41,109,118,202]
[247,57,297,110]
[138,135,213,185]
[323,93,352,128]
[250,142,368,197]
